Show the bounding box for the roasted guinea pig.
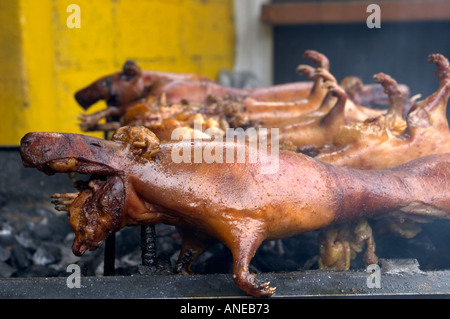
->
[74,53,319,110]
[274,73,391,149]
[75,51,320,132]
[77,49,407,134]
[20,126,450,297]
[264,67,410,151]
[224,51,409,129]
[74,54,315,129]
[315,53,450,169]
[314,54,450,271]
[77,68,384,147]
[74,59,313,110]
[235,50,331,126]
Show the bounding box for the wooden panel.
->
[261,1,450,25]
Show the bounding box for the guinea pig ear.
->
[122,59,142,80]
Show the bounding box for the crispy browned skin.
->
[75,50,408,113]
[110,52,341,139]
[316,54,450,169]
[20,126,450,297]
[73,50,322,128]
[276,80,348,147]
[274,72,389,148]
[77,50,406,134]
[238,51,387,127]
[74,59,212,110]
[248,81,313,101]
[240,50,331,126]
[148,79,248,104]
[75,50,326,132]
[74,59,313,110]
[75,54,315,132]
[74,57,314,109]
[149,79,317,104]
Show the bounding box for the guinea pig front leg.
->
[216,217,274,297]
[78,106,121,131]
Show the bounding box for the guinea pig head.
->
[74,59,145,109]
[68,175,127,256]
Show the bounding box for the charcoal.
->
[116,227,140,256]
[0,220,15,247]
[30,217,52,240]
[10,242,32,270]
[45,214,72,241]
[32,213,71,242]
[191,244,233,274]
[120,249,142,268]
[58,241,80,266]
[15,230,37,251]
[0,246,11,262]
[0,260,15,278]
[80,249,105,277]
[169,250,180,269]
[156,225,181,254]
[33,206,55,218]
[95,260,107,276]
[156,224,179,236]
[63,232,75,245]
[155,252,172,272]
[22,265,62,277]
[32,244,62,266]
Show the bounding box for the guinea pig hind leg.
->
[222,223,274,297]
[230,235,275,297]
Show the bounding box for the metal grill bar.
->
[1,267,450,299]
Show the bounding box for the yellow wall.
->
[0,0,235,146]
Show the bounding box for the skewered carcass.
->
[75,52,320,132]
[314,54,450,270]
[77,50,409,135]
[20,125,450,297]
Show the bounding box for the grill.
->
[1,147,450,298]
[2,0,450,302]
[2,266,450,298]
